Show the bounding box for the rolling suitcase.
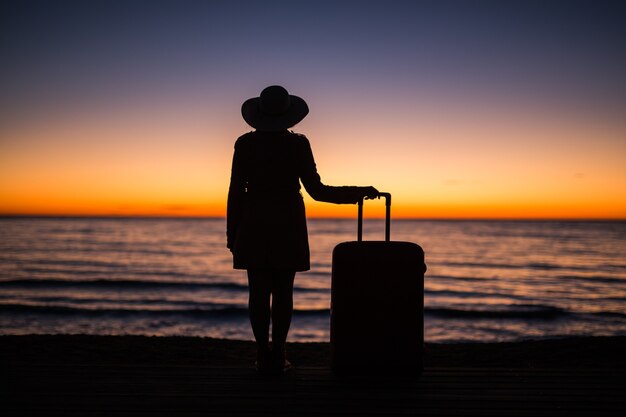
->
[330,192,425,374]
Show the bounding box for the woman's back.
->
[234,130,306,197]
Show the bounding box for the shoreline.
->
[3,334,625,369]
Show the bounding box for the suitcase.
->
[330,192,425,374]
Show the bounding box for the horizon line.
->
[1,214,625,222]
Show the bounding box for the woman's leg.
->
[247,269,272,353]
[270,269,296,352]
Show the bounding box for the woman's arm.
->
[299,137,377,204]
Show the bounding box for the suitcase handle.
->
[357,192,391,242]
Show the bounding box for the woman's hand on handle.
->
[361,186,379,200]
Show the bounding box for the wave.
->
[2,301,625,321]
[425,274,626,285]
[299,270,331,277]
[437,261,574,270]
[8,244,197,257]
[0,296,238,309]
[439,261,626,272]
[425,275,496,282]
[424,305,569,319]
[585,311,626,319]
[555,275,626,284]
[423,289,531,301]
[424,306,626,320]
[0,303,329,317]
[18,267,219,280]
[439,261,522,270]
[29,259,127,268]
[0,278,328,293]
[0,278,248,291]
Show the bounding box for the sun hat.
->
[241,85,309,131]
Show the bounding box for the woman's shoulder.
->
[235,130,310,146]
[288,130,311,145]
[234,131,257,148]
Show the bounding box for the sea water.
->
[1,218,625,343]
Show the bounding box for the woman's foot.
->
[270,346,293,374]
[254,347,271,374]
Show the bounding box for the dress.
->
[227,130,362,271]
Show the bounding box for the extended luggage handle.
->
[357,192,391,242]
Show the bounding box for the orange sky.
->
[1,94,625,219]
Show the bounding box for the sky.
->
[1,0,625,218]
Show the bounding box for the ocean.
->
[1,218,625,343]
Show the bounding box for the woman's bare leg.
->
[270,270,296,353]
[247,269,272,353]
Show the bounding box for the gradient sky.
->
[1,0,625,218]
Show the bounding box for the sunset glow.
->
[1,1,625,219]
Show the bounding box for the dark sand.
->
[3,335,626,416]
[3,334,626,368]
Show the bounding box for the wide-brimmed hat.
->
[241,85,309,131]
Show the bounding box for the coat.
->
[227,130,363,271]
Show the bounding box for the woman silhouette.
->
[227,85,378,373]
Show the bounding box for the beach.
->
[3,334,626,368]
[3,335,626,416]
